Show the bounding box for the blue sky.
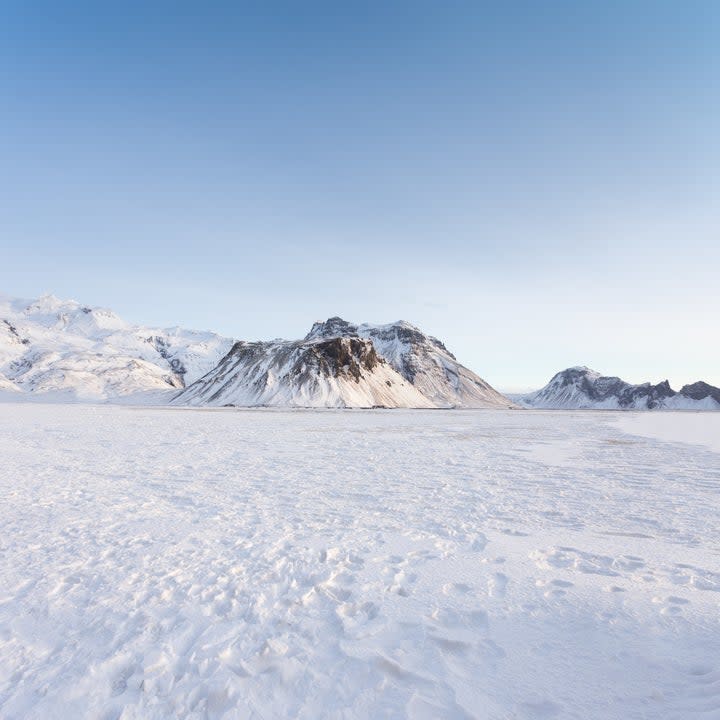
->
[2,1,718,389]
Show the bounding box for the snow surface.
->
[2,406,720,719]
[612,412,720,454]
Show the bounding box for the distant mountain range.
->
[515,366,720,411]
[1,294,717,410]
[0,296,511,408]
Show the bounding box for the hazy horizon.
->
[2,2,718,389]
[1,287,715,393]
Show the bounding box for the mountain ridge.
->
[518,367,720,411]
[0,296,512,408]
[4,294,716,410]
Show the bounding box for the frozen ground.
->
[1,406,719,720]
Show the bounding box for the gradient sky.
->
[1,1,718,390]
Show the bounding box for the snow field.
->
[1,406,719,719]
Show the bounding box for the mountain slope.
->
[678,381,720,408]
[0,294,234,401]
[305,318,512,408]
[173,335,435,408]
[175,317,513,409]
[518,367,720,411]
[0,297,513,409]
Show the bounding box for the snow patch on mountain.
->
[0,372,21,394]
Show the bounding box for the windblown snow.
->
[2,404,719,719]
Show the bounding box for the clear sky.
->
[1,1,718,390]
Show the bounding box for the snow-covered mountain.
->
[0,298,512,409]
[307,318,511,408]
[0,294,234,401]
[174,317,514,409]
[518,367,720,411]
[173,335,435,408]
[6,295,716,412]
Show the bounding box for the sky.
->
[1,1,718,391]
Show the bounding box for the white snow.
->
[0,372,21,393]
[1,406,719,719]
[0,294,234,401]
[355,321,512,408]
[611,411,720,454]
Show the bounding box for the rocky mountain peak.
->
[305,317,359,341]
[680,381,720,403]
[552,367,601,384]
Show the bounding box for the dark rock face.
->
[580,374,627,402]
[148,335,187,378]
[2,319,30,345]
[617,380,675,409]
[680,381,720,403]
[307,337,380,382]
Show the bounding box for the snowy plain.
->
[1,405,719,720]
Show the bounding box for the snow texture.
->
[2,405,719,719]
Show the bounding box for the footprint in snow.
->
[442,582,473,597]
[536,578,573,598]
